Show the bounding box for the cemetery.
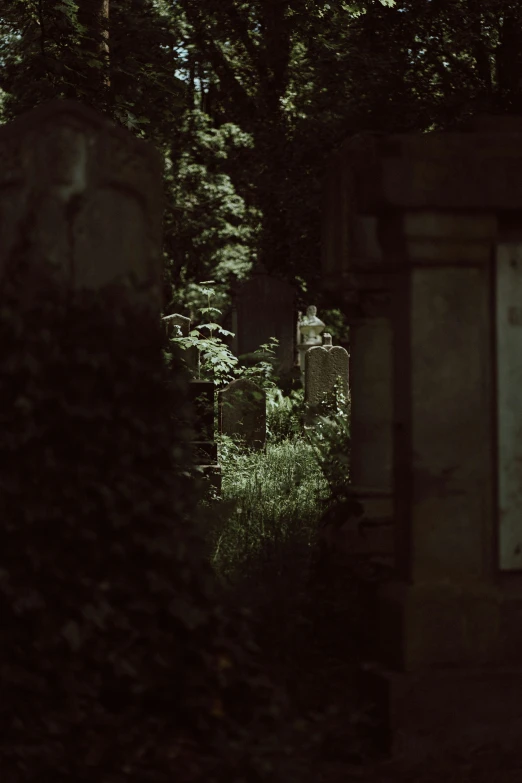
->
[2,6,522,782]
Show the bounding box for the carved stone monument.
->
[0,100,163,306]
[163,313,190,339]
[304,333,349,410]
[163,313,199,373]
[322,115,522,758]
[297,305,326,387]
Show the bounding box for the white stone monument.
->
[297,305,325,387]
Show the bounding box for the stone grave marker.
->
[234,264,295,376]
[304,333,349,411]
[0,99,209,777]
[189,380,221,492]
[162,313,199,373]
[0,99,163,303]
[218,378,266,450]
[163,312,190,338]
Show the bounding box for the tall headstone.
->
[0,100,163,305]
[218,378,266,450]
[304,334,349,410]
[0,100,209,778]
[234,265,295,376]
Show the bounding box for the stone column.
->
[323,119,522,759]
[364,211,522,758]
[349,313,392,490]
[379,212,497,660]
[340,275,395,560]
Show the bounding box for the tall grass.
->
[205,434,330,670]
[211,436,329,586]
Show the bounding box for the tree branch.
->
[178,0,256,117]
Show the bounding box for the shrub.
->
[0,258,319,783]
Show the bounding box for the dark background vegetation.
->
[2,0,521,319]
[1,1,522,780]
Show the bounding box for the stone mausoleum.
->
[322,116,522,755]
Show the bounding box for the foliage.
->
[0,0,187,138]
[266,387,305,444]
[5,0,522,319]
[305,377,351,500]
[0,254,323,783]
[171,282,279,390]
[165,111,262,314]
[209,435,329,658]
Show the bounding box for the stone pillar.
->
[349,314,392,490]
[322,120,522,758]
[382,212,497,648]
[336,277,395,560]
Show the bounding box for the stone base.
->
[320,486,394,563]
[359,663,522,762]
[375,580,522,670]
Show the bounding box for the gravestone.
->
[0,100,209,778]
[0,100,163,304]
[163,313,199,373]
[163,312,190,338]
[297,305,326,388]
[218,378,266,450]
[304,334,349,410]
[189,380,221,492]
[234,264,295,376]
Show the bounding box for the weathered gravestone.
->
[189,379,221,491]
[163,312,190,338]
[163,312,199,373]
[0,101,163,302]
[233,264,295,376]
[163,316,220,491]
[0,100,209,779]
[218,378,266,450]
[304,333,349,412]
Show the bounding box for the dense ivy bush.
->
[0,259,319,782]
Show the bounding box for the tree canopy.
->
[1,0,521,318]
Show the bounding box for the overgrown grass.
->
[211,435,329,586]
[204,433,329,700]
[200,389,382,762]
[204,383,351,675]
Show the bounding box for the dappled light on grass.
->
[210,436,330,591]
